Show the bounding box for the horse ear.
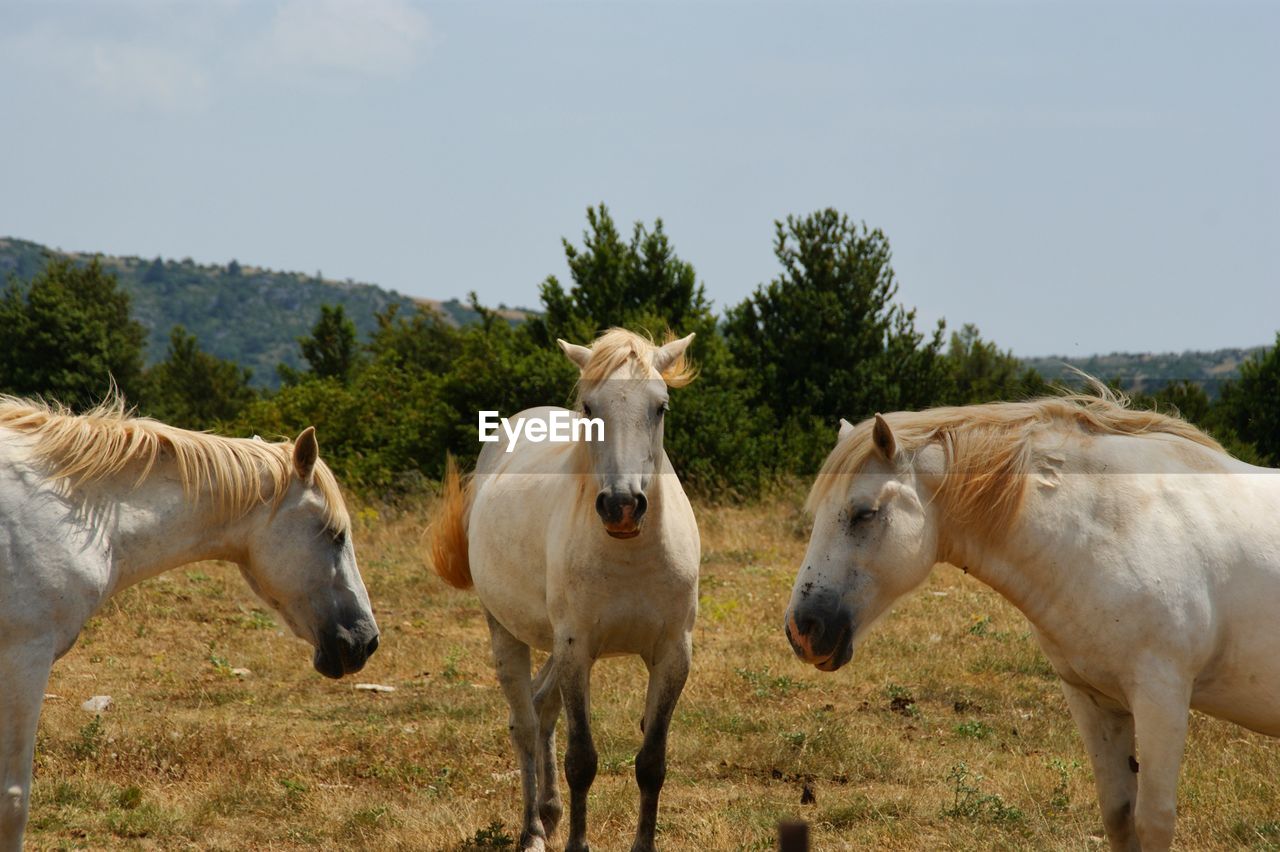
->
[872,413,897,460]
[557,339,592,371]
[293,426,319,480]
[838,418,855,441]
[652,332,695,373]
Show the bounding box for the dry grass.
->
[28,494,1280,851]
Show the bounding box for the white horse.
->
[0,397,379,851]
[784,390,1280,851]
[429,328,700,852]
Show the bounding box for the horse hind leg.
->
[485,613,547,852]
[0,640,55,852]
[531,655,563,837]
[631,635,692,852]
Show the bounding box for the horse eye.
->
[333,529,347,547]
[583,403,593,418]
[853,507,878,523]
[656,402,668,417]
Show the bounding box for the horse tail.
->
[428,455,474,590]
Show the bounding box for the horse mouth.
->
[604,520,643,539]
[312,626,379,679]
[788,616,853,672]
[814,653,840,672]
[313,647,349,679]
[811,627,853,672]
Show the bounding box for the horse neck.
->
[931,450,1091,629]
[83,457,260,593]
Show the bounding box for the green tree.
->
[945,323,1048,405]
[0,256,146,407]
[298,304,359,382]
[1149,379,1213,425]
[531,204,714,343]
[1215,334,1280,465]
[142,256,167,284]
[528,205,780,493]
[141,326,256,429]
[368,303,464,376]
[723,209,949,444]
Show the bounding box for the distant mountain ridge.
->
[0,237,535,388]
[1021,347,1268,398]
[2,237,1263,394]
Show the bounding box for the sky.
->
[0,0,1275,357]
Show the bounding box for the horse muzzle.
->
[313,618,380,679]
[785,604,855,672]
[596,489,648,539]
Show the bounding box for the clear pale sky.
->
[1,1,1275,356]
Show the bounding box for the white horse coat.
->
[0,398,378,850]
[786,393,1280,851]
[430,329,700,852]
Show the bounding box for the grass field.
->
[27,493,1280,850]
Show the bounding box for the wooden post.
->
[778,819,809,852]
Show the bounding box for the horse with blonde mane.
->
[784,386,1280,851]
[429,328,699,852]
[0,397,379,851]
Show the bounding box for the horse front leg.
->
[1128,669,1192,852]
[531,656,563,838]
[631,634,691,852]
[1060,681,1138,851]
[0,640,54,852]
[484,612,546,852]
[557,637,597,852]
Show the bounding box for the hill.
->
[0,238,535,388]
[1021,347,1267,397]
[3,236,1264,396]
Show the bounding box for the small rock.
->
[354,683,395,693]
[43,693,61,701]
[82,695,113,714]
[230,667,252,678]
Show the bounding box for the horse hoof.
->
[519,834,547,852]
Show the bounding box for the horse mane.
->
[0,395,349,533]
[575,328,697,402]
[807,383,1225,549]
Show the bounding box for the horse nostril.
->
[796,613,824,641]
[365,634,379,658]
[595,491,608,518]
[633,492,648,522]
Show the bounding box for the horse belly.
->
[467,485,556,652]
[1191,607,1280,735]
